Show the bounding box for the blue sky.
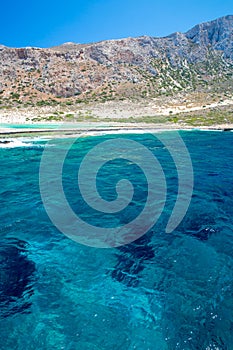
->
[1,0,233,47]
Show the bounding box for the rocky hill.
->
[0,15,233,110]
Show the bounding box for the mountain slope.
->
[0,15,233,108]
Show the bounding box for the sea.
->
[0,130,233,350]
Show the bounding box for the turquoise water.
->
[1,131,233,349]
[0,123,114,130]
[0,123,62,129]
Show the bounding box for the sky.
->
[1,0,233,48]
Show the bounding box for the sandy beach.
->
[0,93,233,139]
[0,93,233,125]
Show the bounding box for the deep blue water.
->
[1,131,233,349]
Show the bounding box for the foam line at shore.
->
[0,138,46,148]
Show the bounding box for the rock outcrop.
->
[0,15,233,103]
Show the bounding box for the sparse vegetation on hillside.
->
[1,15,233,127]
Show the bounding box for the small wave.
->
[79,128,177,137]
[0,139,43,148]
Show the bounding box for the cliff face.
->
[0,15,233,103]
[185,15,233,58]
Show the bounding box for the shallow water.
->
[0,123,115,130]
[0,131,233,349]
[0,123,62,129]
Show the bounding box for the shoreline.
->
[0,121,232,139]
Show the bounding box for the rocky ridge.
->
[0,15,233,110]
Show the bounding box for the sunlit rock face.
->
[0,15,233,99]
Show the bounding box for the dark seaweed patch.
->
[0,239,35,318]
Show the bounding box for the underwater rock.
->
[0,238,35,318]
[111,235,154,287]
